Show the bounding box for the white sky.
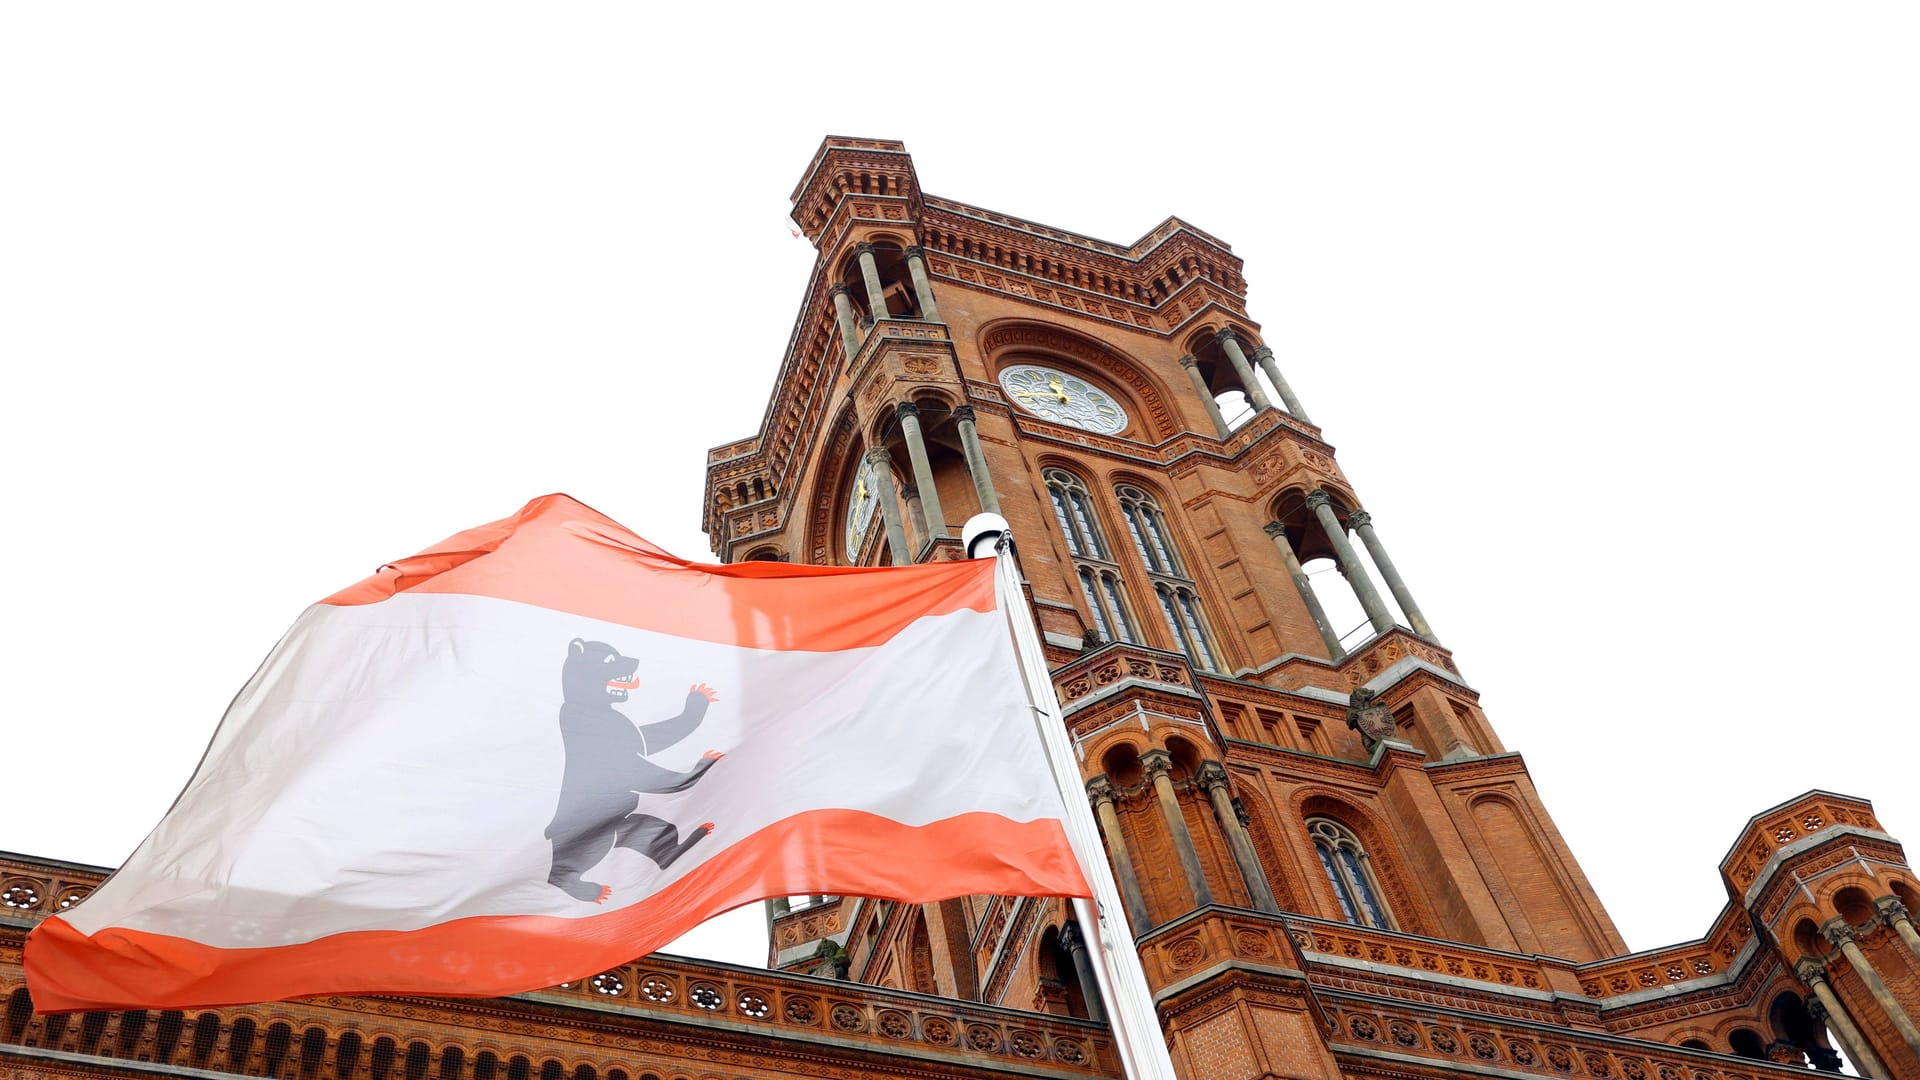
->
[4,4,1915,971]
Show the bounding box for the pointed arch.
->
[906,912,937,996]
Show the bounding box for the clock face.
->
[844,458,881,560]
[998,364,1129,435]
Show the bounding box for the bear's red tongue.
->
[607,677,640,690]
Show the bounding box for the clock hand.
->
[1047,375,1070,403]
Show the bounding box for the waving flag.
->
[25,495,1089,1011]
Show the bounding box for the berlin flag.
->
[25,494,1090,1012]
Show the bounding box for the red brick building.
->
[6,136,1920,1080]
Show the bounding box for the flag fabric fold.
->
[26,494,1090,1011]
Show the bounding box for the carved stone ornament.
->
[1347,687,1395,746]
[1195,760,1231,794]
[1346,509,1373,529]
[1085,774,1117,806]
[1263,520,1286,539]
[1304,489,1333,511]
[1820,917,1856,947]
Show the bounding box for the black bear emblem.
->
[545,638,722,903]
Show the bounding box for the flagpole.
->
[966,516,1182,1080]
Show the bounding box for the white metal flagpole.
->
[966,515,1181,1080]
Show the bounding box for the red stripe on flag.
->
[24,809,1089,1012]
[318,495,995,651]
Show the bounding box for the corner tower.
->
[706,138,1920,1080]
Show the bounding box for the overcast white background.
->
[3,4,1915,970]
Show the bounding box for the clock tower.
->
[703,137,1920,1079]
[6,135,1920,1080]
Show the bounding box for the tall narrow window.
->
[1117,485,1222,671]
[1308,818,1392,929]
[1045,468,1135,644]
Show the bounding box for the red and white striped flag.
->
[25,494,1089,1011]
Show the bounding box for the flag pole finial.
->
[963,512,1010,559]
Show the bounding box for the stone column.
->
[1250,345,1313,424]
[900,483,929,544]
[830,286,862,363]
[1179,356,1232,438]
[1346,510,1438,642]
[895,402,946,544]
[865,447,911,567]
[1876,895,1920,958]
[1088,776,1153,931]
[1824,919,1920,1060]
[1216,330,1273,411]
[952,405,1002,515]
[1799,959,1890,1079]
[1142,749,1214,909]
[1059,921,1106,1023]
[1306,490,1395,634]
[1264,521,1346,660]
[854,242,888,322]
[1197,762,1279,913]
[904,245,942,323]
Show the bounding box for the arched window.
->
[1308,818,1392,929]
[1117,485,1221,670]
[1045,469,1136,645]
[1728,1029,1766,1060]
